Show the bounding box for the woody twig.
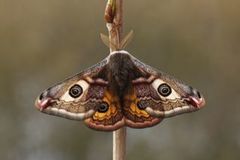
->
[103,0,126,160]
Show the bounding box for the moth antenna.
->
[120,30,134,49]
[100,33,110,48]
[100,33,117,50]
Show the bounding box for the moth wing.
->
[120,55,161,128]
[36,58,124,131]
[123,85,163,129]
[124,55,204,128]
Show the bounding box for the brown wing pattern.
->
[36,51,205,131]
[84,89,124,131]
[123,80,163,128]
[130,54,205,119]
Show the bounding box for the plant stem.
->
[113,127,126,160]
[104,0,126,160]
[105,0,123,51]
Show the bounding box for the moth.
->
[35,50,205,131]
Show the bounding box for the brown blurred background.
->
[0,0,240,160]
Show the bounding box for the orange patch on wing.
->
[129,102,149,118]
[93,90,119,121]
[125,90,150,118]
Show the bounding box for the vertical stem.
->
[113,127,126,160]
[105,0,123,51]
[104,0,126,160]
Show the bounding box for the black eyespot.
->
[158,83,172,97]
[98,102,109,113]
[197,91,201,98]
[39,89,49,100]
[69,84,83,98]
[137,101,147,110]
[39,92,44,100]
